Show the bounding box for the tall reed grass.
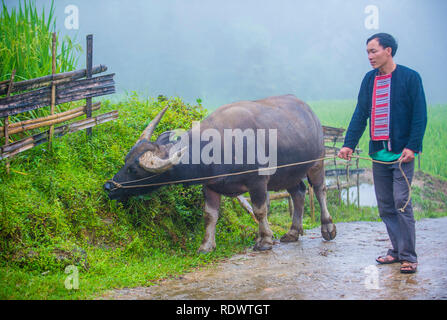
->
[418,104,447,178]
[0,0,81,82]
[0,0,82,131]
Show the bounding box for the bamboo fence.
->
[0,34,117,165]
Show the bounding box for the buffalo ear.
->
[138,147,187,173]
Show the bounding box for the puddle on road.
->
[341,183,377,207]
[326,174,377,207]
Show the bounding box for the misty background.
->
[4,0,447,108]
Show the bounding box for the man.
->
[338,33,427,274]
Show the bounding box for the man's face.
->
[366,38,393,69]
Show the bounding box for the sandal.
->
[376,255,399,264]
[400,261,418,274]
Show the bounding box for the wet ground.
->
[103,217,447,300]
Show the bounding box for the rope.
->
[109,155,412,213]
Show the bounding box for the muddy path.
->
[103,217,447,300]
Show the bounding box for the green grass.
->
[0,0,81,82]
[0,0,82,124]
[417,104,447,178]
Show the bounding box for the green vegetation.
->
[417,104,447,178]
[0,0,81,82]
[0,0,82,122]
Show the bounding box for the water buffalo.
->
[104,94,336,252]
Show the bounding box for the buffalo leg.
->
[249,180,273,251]
[307,160,337,240]
[198,186,221,253]
[281,181,306,242]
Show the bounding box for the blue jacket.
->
[343,64,427,154]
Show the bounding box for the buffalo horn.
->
[139,147,187,173]
[137,105,169,143]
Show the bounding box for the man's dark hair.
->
[367,33,398,57]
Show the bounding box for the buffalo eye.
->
[127,166,136,174]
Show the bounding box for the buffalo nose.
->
[104,181,113,191]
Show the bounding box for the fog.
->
[4,0,447,107]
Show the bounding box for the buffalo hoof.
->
[280,230,300,243]
[197,242,216,254]
[253,239,273,251]
[321,223,337,241]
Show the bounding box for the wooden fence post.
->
[3,69,15,174]
[48,32,56,152]
[86,34,93,137]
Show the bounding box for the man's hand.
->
[338,147,354,161]
[399,148,415,163]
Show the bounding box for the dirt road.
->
[104,217,447,300]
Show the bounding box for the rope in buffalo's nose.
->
[107,172,162,191]
[108,155,412,213]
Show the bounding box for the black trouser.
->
[372,160,417,263]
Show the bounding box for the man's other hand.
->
[399,148,415,163]
[338,147,354,161]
